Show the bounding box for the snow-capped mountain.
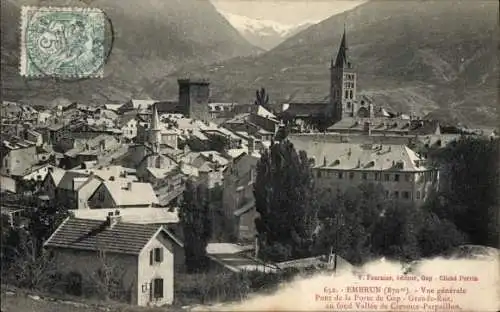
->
[218,10,318,50]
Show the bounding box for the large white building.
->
[290,138,439,205]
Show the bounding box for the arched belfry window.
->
[350,90,353,99]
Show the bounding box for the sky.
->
[211,0,366,25]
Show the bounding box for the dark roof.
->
[57,171,89,190]
[287,93,329,105]
[44,217,164,254]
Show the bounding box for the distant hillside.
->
[150,0,498,127]
[0,0,260,105]
[219,10,317,50]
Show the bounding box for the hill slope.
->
[151,0,498,127]
[0,0,259,104]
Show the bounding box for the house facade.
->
[220,153,259,242]
[289,139,439,205]
[44,214,184,306]
[0,141,38,177]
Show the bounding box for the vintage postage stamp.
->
[20,6,106,79]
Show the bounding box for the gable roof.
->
[101,181,160,206]
[45,167,66,187]
[44,217,181,255]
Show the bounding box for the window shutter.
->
[149,282,153,301]
[149,250,153,265]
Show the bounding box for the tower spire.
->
[334,23,349,68]
[149,103,161,153]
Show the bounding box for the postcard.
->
[0,0,498,311]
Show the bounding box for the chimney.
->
[106,210,121,228]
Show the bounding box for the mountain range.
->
[1,0,498,127]
[1,0,260,105]
[152,0,498,127]
[218,10,317,50]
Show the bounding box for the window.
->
[416,191,421,200]
[394,191,399,199]
[317,171,322,178]
[384,190,389,199]
[394,174,400,182]
[345,90,349,99]
[150,248,164,265]
[384,174,390,181]
[405,174,411,182]
[362,173,367,180]
[349,172,355,180]
[338,172,343,180]
[153,278,164,299]
[374,173,380,181]
[402,191,410,200]
[349,90,353,99]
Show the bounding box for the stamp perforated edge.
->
[20,6,106,79]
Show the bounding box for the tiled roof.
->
[44,217,167,254]
[287,93,329,104]
[289,141,429,172]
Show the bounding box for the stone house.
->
[220,153,259,242]
[289,139,440,205]
[44,213,184,306]
[0,140,38,177]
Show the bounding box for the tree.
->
[254,87,269,109]
[314,183,385,265]
[371,202,423,262]
[27,198,72,254]
[427,136,499,247]
[253,140,318,261]
[2,227,56,290]
[179,179,212,273]
[418,212,467,258]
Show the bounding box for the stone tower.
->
[178,78,210,122]
[329,26,357,123]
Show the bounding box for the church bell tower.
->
[329,25,357,123]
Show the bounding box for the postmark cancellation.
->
[20,6,106,79]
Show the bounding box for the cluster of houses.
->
[1,30,496,307]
